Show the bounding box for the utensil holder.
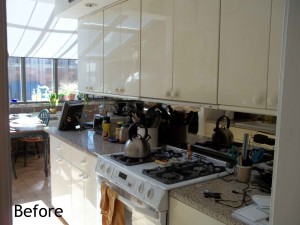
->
[138,127,158,148]
[237,165,252,183]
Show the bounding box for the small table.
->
[10,115,49,178]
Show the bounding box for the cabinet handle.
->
[267,95,278,107]
[79,173,85,178]
[251,96,262,105]
[83,175,88,181]
[80,159,86,166]
[89,86,93,91]
[56,157,63,163]
[86,86,89,90]
[164,90,171,97]
[119,88,124,93]
[172,91,179,98]
[115,87,119,92]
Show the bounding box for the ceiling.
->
[6,0,78,59]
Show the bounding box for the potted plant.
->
[59,81,78,100]
[49,92,58,114]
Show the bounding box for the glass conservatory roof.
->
[6,0,78,59]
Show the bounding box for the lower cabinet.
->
[50,135,98,225]
[169,197,225,225]
[50,152,72,223]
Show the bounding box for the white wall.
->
[271,0,300,224]
[0,0,12,224]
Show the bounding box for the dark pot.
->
[212,116,234,149]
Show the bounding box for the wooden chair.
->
[15,109,50,167]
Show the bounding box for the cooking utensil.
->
[124,123,151,158]
[211,116,234,148]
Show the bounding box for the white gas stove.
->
[95,146,233,213]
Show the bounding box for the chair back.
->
[38,109,50,126]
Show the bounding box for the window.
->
[25,58,54,101]
[8,57,22,101]
[8,57,78,103]
[57,59,78,90]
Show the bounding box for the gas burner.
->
[162,173,177,180]
[151,147,183,160]
[110,154,153,166]
[142,161,226,184]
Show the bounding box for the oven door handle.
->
[117,195,159,219]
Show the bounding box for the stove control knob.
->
[138,183,144,193]
[100,163,105,172]
[106,166,112,175]
[147,188,154,199]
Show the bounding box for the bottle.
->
[36,88,41,101]
[114,122,123,142]
[119,123,130,144]
[31,89,36,101]
[102,117,111,141]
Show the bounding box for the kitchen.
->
[1,1,300,225]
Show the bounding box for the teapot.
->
[124,123,151,158]
[212,116,234,149]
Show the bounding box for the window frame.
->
[8,56,78,104]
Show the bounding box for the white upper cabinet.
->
[104,0,141,97]
[173,0,220,104]
[120,0,141,97]
[141,0,219,103]
[218,0,272,109]
[104,3,121,95]
[78,17,90,93]
[78,11,104,93]
[141,0,174,100]
[267,0,286,110]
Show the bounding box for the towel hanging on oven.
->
[101,183,125,225]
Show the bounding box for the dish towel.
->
[100,183,125,225]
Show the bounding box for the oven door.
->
[97,177,167,225]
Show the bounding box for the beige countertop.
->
[169,175,270,225]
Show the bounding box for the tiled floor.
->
[11,151,68,225]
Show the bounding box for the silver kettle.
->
[124,123,151,158]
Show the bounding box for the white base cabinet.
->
[169,197,225,225]
[50,135,98,225]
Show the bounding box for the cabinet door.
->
[218,0,271,109]
[50,155,72,223]
[267,0,285,110]
[169,197,225,225]
[78,17,90,92]
[104,4,121,95]
[71,165,86,225]
[120,0,141,97]
[85,173,99,225]
[141,0,173,99]
[173,0,219,103]
[89,11,104,93]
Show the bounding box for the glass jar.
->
[119,123,130,144]
[114,121,123,142]
[101,117,111,141]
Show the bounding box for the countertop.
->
[44,126,124,157]
[169,175,270,225]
